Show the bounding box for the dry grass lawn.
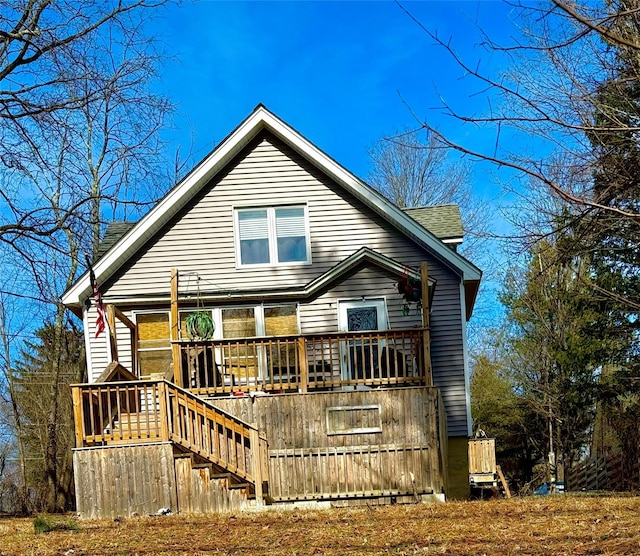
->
[2,496,640,555]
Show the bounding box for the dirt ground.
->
[1,496,640,555]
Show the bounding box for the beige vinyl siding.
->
[86,306,134,383]
[85,305,109,383]
[101,134,444,297]
[92,131,470,435]
[299,266,423,334]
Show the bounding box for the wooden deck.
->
[71,317,443,516]
[71,379,447,516]
[72,380,268,496]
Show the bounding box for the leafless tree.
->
[368,127,491,262]
[0,0,172,513]
[0,0,167,250]
[396,0,640,278]
[396,0,640,479]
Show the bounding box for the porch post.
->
[171,269,182,387]
[113,306,137,375]
[157,381,170,442]
[421,262,433,386]
[72,385,84,448]
[106,304,119,363]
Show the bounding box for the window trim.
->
[177,304,301,340]
[233,204,312,268]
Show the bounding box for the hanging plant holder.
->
[185,311,215,340]
[397,275,422,303]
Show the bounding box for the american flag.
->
[85,255,106,338]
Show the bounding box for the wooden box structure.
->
[468,437,497,488]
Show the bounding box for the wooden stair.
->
[81,379,269,503]
[174,453,250,513]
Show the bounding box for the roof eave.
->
[257,110,482,283]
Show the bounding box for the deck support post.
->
[421,262,433,386]
[171,269,181,387]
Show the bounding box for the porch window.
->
[222,308,258,381]
[264,305,299,378]
[136,312,172,377]
[236,205,310,266]
[264,305,298,336]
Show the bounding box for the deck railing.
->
[71,380,267,492]
[177,327,426,395]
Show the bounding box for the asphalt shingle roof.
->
[95,221,136,260]
[403,205,464,241]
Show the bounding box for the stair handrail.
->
[161,379,263,483]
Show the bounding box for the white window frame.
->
[233,204,312,268]
[177,303,301,340]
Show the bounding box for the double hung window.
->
[236,205,310,266]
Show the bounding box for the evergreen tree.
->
[501,239,614,479]
[14,324,84,512]
[471,353,539,491]
[577,1,640,481]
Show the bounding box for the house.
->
[62,105,481,518]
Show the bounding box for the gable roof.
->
[62,105,481,310]
[403,205,464,243]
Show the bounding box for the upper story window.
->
[235,205,311,266]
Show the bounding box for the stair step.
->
[211,473,232,480]
[192,463,213,470]
[228,482,250,490]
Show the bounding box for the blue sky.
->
[151,1,521,328]
[154,1,516,197]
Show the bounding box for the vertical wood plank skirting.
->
[73,443,177,519]
[74,443,249,519]
[213,387,446,503]
[174,455,248,515]
[170,269,181,386]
